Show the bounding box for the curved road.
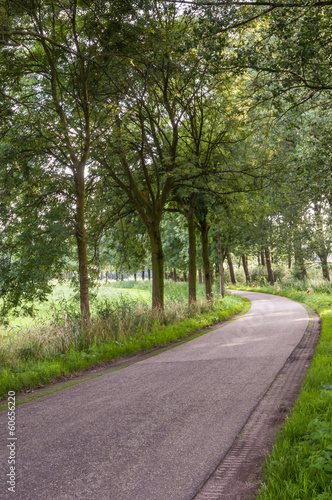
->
[0,291,309,500]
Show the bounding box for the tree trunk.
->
[242,255,250,282]
[294,250,307,279]
[173,268,177,282]
[134,273,137,281]
[186,206,197,303]
[198,269,202,283]
[106,271,108,284]
[75,167,91,321]
[227,252,236,284]
[183,272,187,282]
[257,254,261,266]
[142,268,145,280]
[261,250,265,266]
[314,203,330,281]
[164,271,167,279]
[265,247,274,285]
[148,268,151,281]
[319,252,330,281]
[200,219,212,300]
[116,271,118,281]
[288,255,292,269]
[148,225,164,310]
[218,231,225,297]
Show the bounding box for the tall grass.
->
[0,296,213,368]
[0,283,244,400]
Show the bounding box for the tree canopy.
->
[1,0,332,316]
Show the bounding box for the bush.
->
[250,266,268,284]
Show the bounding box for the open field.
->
[0,280,244,401]
[1,279,207,334]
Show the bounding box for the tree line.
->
[0,0,331,319]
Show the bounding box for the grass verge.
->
[0,294,245,402]
[231,284,332,500]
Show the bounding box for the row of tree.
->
[0,1,331,319]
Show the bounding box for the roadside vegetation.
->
[0,281,244,401]
[229,272,332,500]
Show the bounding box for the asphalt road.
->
[0,291,309,500]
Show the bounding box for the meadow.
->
[0,279,244,401]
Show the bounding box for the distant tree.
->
[100,214,149,280]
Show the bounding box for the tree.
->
[100,213,149,280]
[162,212,189,281]
[94,4,252,308]
[0,0,146,319]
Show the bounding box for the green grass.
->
[230,282,332,500]
[0,281,245,401]
[0,279,207,335]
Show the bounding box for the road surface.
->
[0,291,309,500]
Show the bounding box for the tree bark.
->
[173,268,177,282]
[265,247,274,285]
[148,224,164,309]
[261,250,265,266]
[218,231,225,297]
[318,252,330,281]
[134,273,137,281]
[294,250,307,279]
[186,205,197,303]
[75,166,91,321]
[183,272,187,282]
[227,252,236,284]
[314,202,330,281]
[242,255,250,282]
[200,219,213,300]
[142,268,145,280]
[148,268,151,280]
[198,269,202,283]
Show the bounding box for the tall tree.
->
[94,4,251,308]
[0,0,145,318]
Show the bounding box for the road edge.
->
[193,300,321,500]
